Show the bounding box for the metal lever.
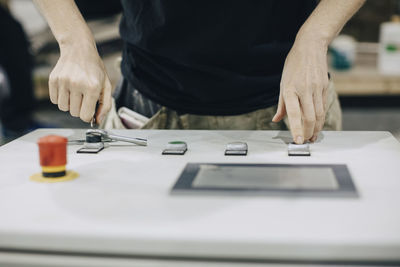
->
[86,129,147,146]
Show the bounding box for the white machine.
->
[0,129,399,266]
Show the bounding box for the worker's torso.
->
[119,0,316,115]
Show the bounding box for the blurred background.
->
[0,0,400,145]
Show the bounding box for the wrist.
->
[58,28,96,51]
[295,24,333,49]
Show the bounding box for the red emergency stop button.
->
[38,135,67,177]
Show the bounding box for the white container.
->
[330,35,357,70]
[378,16,400,75]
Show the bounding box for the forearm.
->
[296,0,365,46]
[275,0,364,143]
[33,0,94,48]
[33,0,112,123]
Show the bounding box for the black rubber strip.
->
[42,171,66,178]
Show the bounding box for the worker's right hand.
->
[272,34,329,144]
[49,41,112,123]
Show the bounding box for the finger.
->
[284,91,303,144]
[322,87,328,113]
[80,93,98,122]
[299,93,316,141]
[69,92,82,117]
[326,73,331,111]
[311,91,325,142]
[272,93,286,122]
[96,78,112,123]
[48,74,58,104]
[57,87,69,112]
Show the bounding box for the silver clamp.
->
[72,129,147,153]
[86,129,147,146]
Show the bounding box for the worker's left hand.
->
[272,36,329,144]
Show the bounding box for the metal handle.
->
[86,129,147,146]
[107,133,147,146]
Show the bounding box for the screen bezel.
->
[171,163,358,198]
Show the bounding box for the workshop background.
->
[1,0,400,145]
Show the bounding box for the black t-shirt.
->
[119,0,316,115]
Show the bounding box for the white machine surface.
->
[0,129,400,266]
